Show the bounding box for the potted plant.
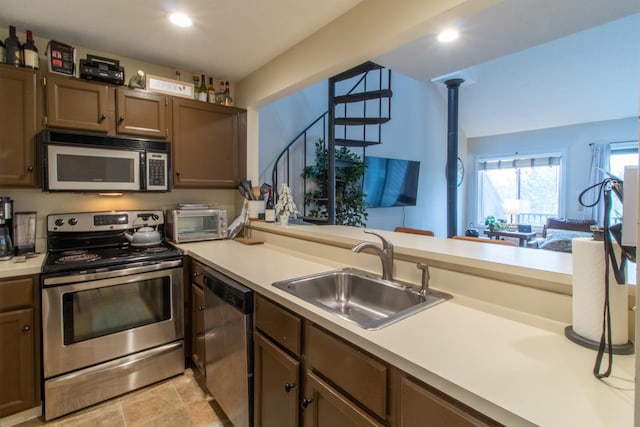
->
[484,215,506,232]
[275,183,299,226]
[302,139,368,227]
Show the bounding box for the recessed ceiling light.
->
[437,29,459,43]
[169,12,192,27]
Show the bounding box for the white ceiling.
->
[1,0,638,138]
[0,0,362,82]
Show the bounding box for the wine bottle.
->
[192,75,200,99]
[207,77,216,103]
[4,25,22,66]
[215,81,225,104]
[223,81,233,106]
[197,73,207,102]
[22,30,39,69]
[264,189,276,223]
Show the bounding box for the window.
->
[477,154,561,226]
[609,142,638,223]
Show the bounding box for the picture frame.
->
[145,74,194,99]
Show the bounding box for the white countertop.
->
[0,254,45,278]
[180,238,635,427]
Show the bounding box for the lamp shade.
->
[502,199,520,215]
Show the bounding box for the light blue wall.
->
[258,72,456,236]
[466,117,638,226]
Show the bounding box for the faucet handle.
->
[363,229,393,250]
[416,262,430,296]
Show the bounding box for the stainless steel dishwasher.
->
[203,268,253,427]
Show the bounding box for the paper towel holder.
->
[564,326,634,355]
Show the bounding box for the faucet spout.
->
[352,230,394,281]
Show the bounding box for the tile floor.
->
[15,369,228,427]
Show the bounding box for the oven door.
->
[42,263,183,378]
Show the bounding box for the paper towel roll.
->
[572,237,628,344]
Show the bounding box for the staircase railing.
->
[271,62,392,223]
[271,112,327,218]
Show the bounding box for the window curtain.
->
[583,143,609,225]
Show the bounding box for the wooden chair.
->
[452,235,517,246]
[394,227,435,237]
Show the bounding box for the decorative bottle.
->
[22,30,39,69]
[223,81,233,106]
[4,25,21,66]
[215,81,225,104]
[207,77,216,103]
[264,189,276,223]
[197,73,207,102]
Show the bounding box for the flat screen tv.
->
[364,156,420,207]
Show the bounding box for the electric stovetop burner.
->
[42,210,183,276]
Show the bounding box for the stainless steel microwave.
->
[40,130,170,192]
[165,209,228,243]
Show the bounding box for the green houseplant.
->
[484,215,506,232]
[302,139,368,227]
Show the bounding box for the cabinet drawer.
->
[0,276,35,311]
[190,259,206,288]
[305,323,388,419]
[255,296,301,356]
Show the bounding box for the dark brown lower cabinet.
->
[254,331,300,427]
[0,275,39,417]
[302,371,384,427]
[397,374,498,427]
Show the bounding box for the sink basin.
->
[272,268,451,330]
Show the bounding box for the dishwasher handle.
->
[203,271,254,314]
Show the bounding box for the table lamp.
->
[502,199,519,225]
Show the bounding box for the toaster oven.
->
[165,209,228,243]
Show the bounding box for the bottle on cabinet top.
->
[208,77,216,103]
[4,25,22,66]
[264,189,275,223]
[22,30,39,69]
[215,81,225,104]
[223,81,233,106]
[197,73,208,102]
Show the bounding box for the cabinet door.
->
[254,332,299,427]
[191,283,205,376]
[0,308,35,417]
[172,99,242,188]
[44,75,110,132]
[397,375,496,427]
[116,88,169,138]
[302,371,384,427]
[0,66,38,186]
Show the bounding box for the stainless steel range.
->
[41,211,185,421]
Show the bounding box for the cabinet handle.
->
[301,398,312,408]
[193,272,202,277]
[118,115,125,124]
[98,113,107,123]
[22,325,31,332]
[27,165,34,173]
[176,172,181,177]
[198,306,204,311]
[284,383,295,393]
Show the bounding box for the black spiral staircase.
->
[271,61,392,224]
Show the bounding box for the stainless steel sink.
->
[272,268,451,330]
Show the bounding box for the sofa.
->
[530,217,596,252]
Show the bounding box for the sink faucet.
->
[416,262,430,297]
[352,230,394,281]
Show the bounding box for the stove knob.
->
[68,218,78,226]
[54,218,65,227]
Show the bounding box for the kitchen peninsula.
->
[180,223,634,427]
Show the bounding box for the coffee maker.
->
[0,197,14,260]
